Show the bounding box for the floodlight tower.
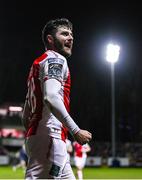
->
[106,43,120,158]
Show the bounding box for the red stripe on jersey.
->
[63,70,71,112]
[35,53,47,64]
[26,53,48,137]
[61,70,71,141]
[61,127,68,142]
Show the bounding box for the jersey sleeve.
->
[42,52,80,135]
[43,79,80,134]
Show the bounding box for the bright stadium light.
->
[106,43,120,161]
[106,43,120,63]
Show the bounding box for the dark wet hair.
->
[42,18,73,48]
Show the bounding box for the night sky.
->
[0,1,142,142]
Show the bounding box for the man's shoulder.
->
[46,50,66,61]
[33,52,48,65]
[33,50,67,68]
[43,50,67,67]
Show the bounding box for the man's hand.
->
[74,129,92,145]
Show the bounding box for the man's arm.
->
[44,79,80,134]
[44,78,92,144]
[22,99,30,130]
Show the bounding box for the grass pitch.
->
[0,166,142,179]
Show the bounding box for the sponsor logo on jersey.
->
[48,58,64,65]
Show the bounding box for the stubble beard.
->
[54,38,72,58]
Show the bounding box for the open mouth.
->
[65,43,72,49]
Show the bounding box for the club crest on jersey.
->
[48,63,63,80]
[48,58,64,65]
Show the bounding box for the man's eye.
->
[62,32,68,36]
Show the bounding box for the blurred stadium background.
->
[0,103,142,179]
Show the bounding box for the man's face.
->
[53,26,73,58]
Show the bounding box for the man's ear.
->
[47,35,54,44]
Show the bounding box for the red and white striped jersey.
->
[73,141,90,158]
[25,50,71,141]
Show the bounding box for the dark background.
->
[0,1,142,142]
